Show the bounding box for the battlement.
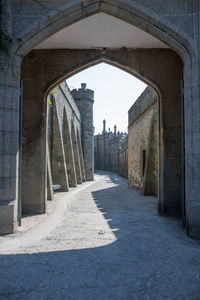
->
[71,83,94,102]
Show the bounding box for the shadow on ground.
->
[0,171,200,300]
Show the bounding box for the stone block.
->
[0,202,17,234]
[82,1,100,15]
[0,223,17,234]
[0,203,14,223]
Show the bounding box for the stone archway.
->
[0,1,199,239]
[21,48,183,224]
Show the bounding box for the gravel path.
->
[0,171,200,300]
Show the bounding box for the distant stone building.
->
[128,87,158,196]
[94,121,128,177]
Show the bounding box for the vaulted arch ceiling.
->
[35,13,168,49]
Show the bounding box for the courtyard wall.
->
[128,87,158,196]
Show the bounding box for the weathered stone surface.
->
[128,87,157,125]
[0,68,19,233]
[128,87,158,196]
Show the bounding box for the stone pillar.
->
[47,147,54,200]
[22,68,47,214]
[0,2,20,233]
[71,83,94,181]
[184,58,200,239]
[0,63,20,233]
[159,83,182,217]
[77,129,86,182]
[51,103,69,192]
[63,110,77,187]
[71,123,82,184]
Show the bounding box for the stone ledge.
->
[128,87,157,126]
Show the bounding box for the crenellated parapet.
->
[71,83,94,102]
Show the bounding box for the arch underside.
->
[14,0,195,64]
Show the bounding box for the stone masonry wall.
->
[47,82,86,197]
[128,87,158,196]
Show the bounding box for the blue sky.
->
[66,63,146,134]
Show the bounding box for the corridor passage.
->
[0,172,200,299]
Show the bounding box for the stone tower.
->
[71,83,94,181]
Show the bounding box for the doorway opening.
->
[19,11,184,235]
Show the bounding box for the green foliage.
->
[50,86,58,96]
[47,85,58,105]
[48,98,52,105]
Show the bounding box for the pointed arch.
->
[21,48,183,219]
